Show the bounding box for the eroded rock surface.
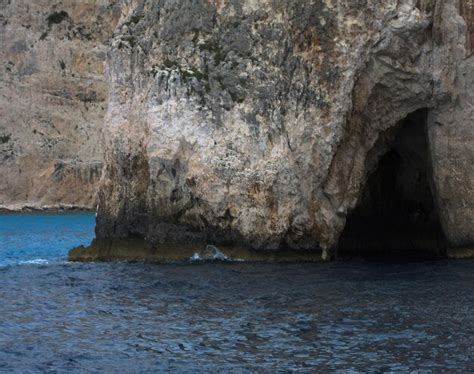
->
[0,0,121,210]
[82,0,473,260]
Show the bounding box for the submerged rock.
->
[194,245,229,261]
[54,0,472,260]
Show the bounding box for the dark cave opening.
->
[338,109,447,258]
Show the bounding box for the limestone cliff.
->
[0,0,456,255]
[65,0,471,260]
[0,0,120,210]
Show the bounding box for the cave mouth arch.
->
[338,109,447,258]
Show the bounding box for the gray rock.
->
[90,0,473,260]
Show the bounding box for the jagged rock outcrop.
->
[0,0,121,210]
[67,0,472,261]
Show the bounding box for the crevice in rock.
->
[337,109,447,258]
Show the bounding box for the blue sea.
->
[0,213,473,373]
[0,213,95,267]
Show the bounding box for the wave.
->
[0,257,71,268]
[189,245,245,262]
[18,258,51,265]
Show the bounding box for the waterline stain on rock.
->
[69,240,324,264]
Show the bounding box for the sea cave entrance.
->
[338,109,446,258]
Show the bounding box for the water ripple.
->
[0,261,473,372]
[1,214,474,372]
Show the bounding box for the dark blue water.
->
[1,213,473,373]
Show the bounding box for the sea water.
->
[0,213,473,372]
[0,212,95,267]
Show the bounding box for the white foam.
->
[190,252,202,261]
[18,259,50,265]
[189,245,246,262]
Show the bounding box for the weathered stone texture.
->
[86,0,472,259]
[0,0,120,210]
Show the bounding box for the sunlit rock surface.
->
[68,0,472,261]
[0,0,121,210]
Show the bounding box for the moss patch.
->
[0,134,10,144]
[47,11,69,26]
[198,40,227,65]
[152,61,209,86]
[124,14,143,27]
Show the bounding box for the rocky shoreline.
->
[87,0,473,261]
[0,204,95,213]
[2,0,473,262]
[68,239,325,263]
[68,239,474,263]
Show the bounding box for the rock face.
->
[68,0,472,260]
[0,0,120,210]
